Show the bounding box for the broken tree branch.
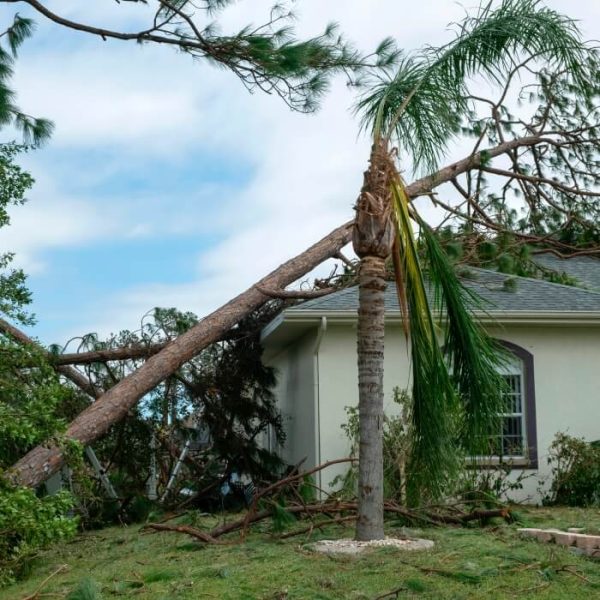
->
[143,523,225,545]
[0,317,100,400]
[50,343,168,366]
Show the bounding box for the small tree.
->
[351,0,593,540]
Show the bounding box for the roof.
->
[291,268,600,314]
[533,254,600,291]
[261,266,600,352]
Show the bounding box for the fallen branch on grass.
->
[20,563,68,600]
[144,501,512,544]
[142,523,226,545]
[279,515,357,539]
[142,459,512,545]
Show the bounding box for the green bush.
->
[544,432,600,507]
[0,341,81,586]
[0,483,77,585]
[332,388,411,503]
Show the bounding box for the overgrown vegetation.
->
[0,340,78,586]
[334,387,532,507]
[544,433,600,508]
[68,305,285,519]
[0,146,80,586]
[333,389,411,504]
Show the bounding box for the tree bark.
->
[51,343,167,366]
[10,221,354,488]
[355,255,387,540]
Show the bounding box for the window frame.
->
[495,340,538,469]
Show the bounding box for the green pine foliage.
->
[0,15,53,145]
[14,1,397,114]
[0,143,35,325]
[69,306,285,512]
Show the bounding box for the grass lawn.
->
[4,506,600,599]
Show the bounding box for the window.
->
[493,341,538,468]
[491,356,525,458]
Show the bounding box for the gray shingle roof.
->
[290,267,600,314]
[533,254,600,291]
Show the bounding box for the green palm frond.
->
[391,180,459,505]
[358,56,463,173]
[419,220,509,456]
[357,0,590,173]
[391,181,513,502]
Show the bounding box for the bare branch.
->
[0,318,101,399]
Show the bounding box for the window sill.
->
[466,456,538,470]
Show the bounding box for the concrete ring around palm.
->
[309,537,434,555]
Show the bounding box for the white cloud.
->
[0,186,119,273]
[6,0,600,341]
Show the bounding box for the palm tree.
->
[352,0,591,541]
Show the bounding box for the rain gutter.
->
[313,316,327,494]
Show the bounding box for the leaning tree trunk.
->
[10,137,526,490]
[10,221,354,489]
[352,140,396,541]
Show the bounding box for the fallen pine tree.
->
[9,134,556,489]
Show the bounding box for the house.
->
[260,260,600,503]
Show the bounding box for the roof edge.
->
[280,309,600,325]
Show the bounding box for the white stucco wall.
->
[268,319,600,504]
[265,330,318,470]
[485,324,600,501]
[316,322,411,491]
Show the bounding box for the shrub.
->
[332,388,411,503]
[0,483,77,585]
[0,340,81,586]
[544,432,600,507]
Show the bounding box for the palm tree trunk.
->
[356,254,387,540]
[352,140,396,541]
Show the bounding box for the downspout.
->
[313,316,327,494]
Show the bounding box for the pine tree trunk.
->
[355,255,387,540]
[10,221,354,489]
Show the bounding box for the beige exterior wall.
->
[485,324,600,501]
[316,322,411,491]
[269,319,600,504]
[265,330,318,470]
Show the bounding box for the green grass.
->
[4,507,600,599]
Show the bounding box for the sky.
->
[1,0,599,347]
